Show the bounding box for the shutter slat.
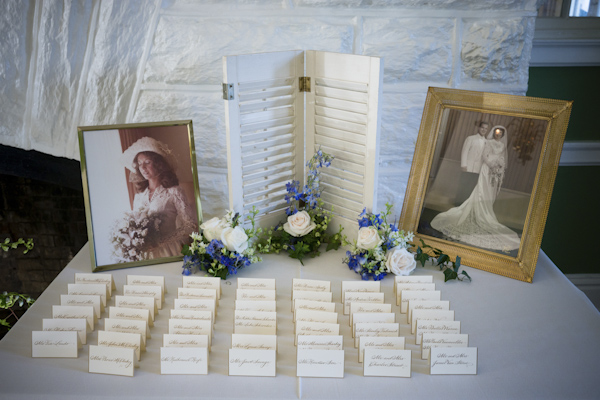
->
[314,77,368,93]
[314,133,366,156]
[315,105,367,125]
[239,86,294,102]
[314,125,365,145]
[315,115,365,135]
[239,77,294,92]
[241,116,296,133]
[315,95,368,114]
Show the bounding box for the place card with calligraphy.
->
[293,299,336,321]
[393,274,433,297]
[75,273,115,297]
[228,349,277,377]
[43,318,87,345]
[67,283,107,307]
[292,278,331,293]
[430,347,477,375]
[88,345,134,377]
[177,288,218,306]
[109,306,152,327]
[416,320,461,345]
[32,331,80,358]
[349,302,392,326]
[60,294,103,319]
[295,309,338,325]
[292,290,333,311]
[163,334,209,348]
[236,289,276,302]
[168,319,212,346]
[234,311,277,335]
[358,336,405,363]
[183,276,221,299]
[174,299,215,321]
[97,330,141,363]
[127,274,166,295]
[170,309,213,325]
[354,322,399,348]
[235,300,277,312]
[122,285,163,310]
[104,318,149,350]
[231,333,277,352]
[296,335,343,351]
[400,290,441,314]
[352,313,396,337]
[238,277,276,291]
[395,283,436,306]
[363,349,411,377]
[52,305,95,331]
[161,346,208,375]
[296,348,344,378]
[114,296,156,321]
[407,300,450,323]
[295,321,340,345]
[343,292,385,315]
[421,333,469,359]
[411,310,455,333]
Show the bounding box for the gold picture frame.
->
[78,120,202,272]
[400,87,572,282]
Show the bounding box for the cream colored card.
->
[163,334,209,348]
[109,306,152,327]
[408,300,450,323]
[352,313,396,337]
[174,299,215,321]
[430,347,477,375]
[183,276,221,299]
[97,330,141,362]
[231,334,277,351]
[127,274,166,295]
[395,283,436,306]
[343,292,385,315]
[296,335,343,350]
[400,290,441,314]
[178,288,218,305]
[104,318,148,350]
[114,296,156,321]
[341,280,381,297]
[170,309,213,325]
[67,283,107,307]
[236,289,276,302]
[52,305,94,331]
[363,349,411,377]
[235,300,277,312]
[292,291,333,311]
[359,336,405,363]
[237,277,276,291]
[295,309,338,325]
[421,333,469,359]
[292,278,331,293]
[161,346,208,375]
[168,319,212,346]
[75,273,114,297]
[228,349,277,377]
[88,345,134,377]
[416,320,461,345]
[32,331,79,358]
[349,302,392,326]
[411,310,455,333]
[354,322,399,347]
[295,321,340,345]
[234,311,277,335]
[43,318,87,345]
[123,285,163,310]
[60,294,102,318]
[296,348,344,378]
[394,274,433,295]
[293,299,336,321]
[234,310,277,323]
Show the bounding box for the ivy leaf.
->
[415,247,429,267]
[460,270,472,282]
[443,268,458,282]
[436,254,450,267]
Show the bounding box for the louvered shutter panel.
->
[223,51,305,228]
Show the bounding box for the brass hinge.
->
[222,83,234,100]
[299,76,311,93]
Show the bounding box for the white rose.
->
[385,247,417,276]
[220,226,249,253]
[283,211,316,237]
[356,226,382,250]
[200,217,227,242]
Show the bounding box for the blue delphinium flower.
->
[206,239,224,257]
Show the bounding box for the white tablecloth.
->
[1,245,599,399]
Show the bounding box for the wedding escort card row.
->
[229,277,277,377]
[160,275,221,375]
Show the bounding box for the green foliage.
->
[414,239,471,283]
[1,238,34,254]
[0,292,35,330]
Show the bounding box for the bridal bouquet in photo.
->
[110,207,162,262]
[256,150,344,264]
[181,208,261,279]
[343,203,415,281]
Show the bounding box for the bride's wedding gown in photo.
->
[430,126,522,252]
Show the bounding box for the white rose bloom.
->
[220,226,249,253]
[200,217,227,242]
[385,247,417,276]
[283,211,316,237]
[356,226,383,250]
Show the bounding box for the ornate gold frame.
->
[78,120,202,272]
[400,87,572,282]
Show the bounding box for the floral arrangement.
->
[110,208,162,262]
[343,203,415,280]
[255,150,344,264]
[181,208,261,279]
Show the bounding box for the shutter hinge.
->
[299,77,311,93]
[222,83,234,100]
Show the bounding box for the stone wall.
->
[0,0,537,220]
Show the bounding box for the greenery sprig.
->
[0,292,35,329]
[414,239,471,282]
[1,238,34,254]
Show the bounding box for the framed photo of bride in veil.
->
[400,87,572,282]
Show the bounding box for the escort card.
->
[123,285,163,310]
[421,333,469,359]
[43,318,87,345]
[416,320,461,345]
[400,290,441,314]
[104,318,149,349]
[177,288,218,305]
[349,302,392,326]
[127,274,166,295]
[183,276,221,299]
[293,299,336,321]
[231,334,277,351]
[75,273,115,296]
[60,294,102,318]
[396,283,436,306]
[296,335,343,350]
[168,319,212,346]
[235,300,277,312]
[354,322,399,347]
[296,348,344,378]
[292,290,333,311]
[341,280,381,296]
[170,309,213,325]
[411,310,455,333]
[234,313,277,335]
[359,336,405,363]
[394,274,433,295]
[97,330,141,362]
[32,331,79,358]
[352,313,396,337]
[343,292,385,315]
[109,306,152,327]
[363,349,411,377]
[407,300,450,323]
[163,334,209,348]
[114,296,155,321]
[295,321,340,345]
[295,309,338,325]
[228,349,277,377]
[430,347,477,375]
[292,278,331,293]
[238,277,276,291]
[236,289,276,302]
[52,305,94,331]
[88,345,134,377]
[67,283,107,307]
[161,346,208,375]
[174,299,215,321]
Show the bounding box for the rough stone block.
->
[197,170,229,219]
[295,0,537,11]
